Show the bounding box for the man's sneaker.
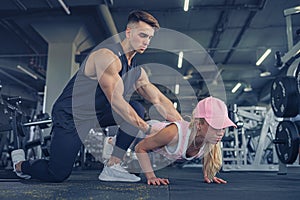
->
[131,152,138,160]
[11,149,31,179]
[102,136,116,160]
[98,163,141,182]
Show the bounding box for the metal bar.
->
[222,148,245,151]
[222,0,266,64]
[281,41,300,64]
[0,69,37,92]
[23,119,52,127]
[0,54,47,58]
[278,161,287,175]
[208,0,233,57]
[284,6,300,16]
[237,109,264,121]
[286,15,293,50]
[253,109,274,165]
[0,19,40,55]
[111,3,267,13]
[16,0,27,10]
[222,164,278,171]
[12,0,27,11]
[96,4,120,42]
[45,0,54,8]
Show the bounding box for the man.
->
[11,10,182,182]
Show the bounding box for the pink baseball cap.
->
[193,96,237,129]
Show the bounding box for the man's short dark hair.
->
[127,10,160,30]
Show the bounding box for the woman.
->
[135,96,237,185]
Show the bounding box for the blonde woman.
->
[135,96,237,185]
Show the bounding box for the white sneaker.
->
[98,163,141,182]
[131,152,138,160]
[102,136,116,160]
[11,149,31,179]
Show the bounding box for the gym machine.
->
[0,86,52,171]
[271,5,300,175]
[222,105,279,171]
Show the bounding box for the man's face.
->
[126,21,155,54]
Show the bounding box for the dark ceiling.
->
[0,0,299,116]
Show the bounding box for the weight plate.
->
[271,76,299,117]
[296,62,300,95]
[275,121,299,164]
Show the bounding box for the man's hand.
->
[147,177,170,185]
[204,176,227,184]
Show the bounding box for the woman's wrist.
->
[204,175,209,179]
[145,173,156,180]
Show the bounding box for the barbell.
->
[0,111,52,137]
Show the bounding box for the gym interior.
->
[0,0,300,199]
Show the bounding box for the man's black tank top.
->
[51,42,142,128]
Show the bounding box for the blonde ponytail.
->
[203,142,222,180]
[188,116,223,180]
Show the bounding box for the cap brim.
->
[206,117,237,129]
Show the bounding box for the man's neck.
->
[121,39,136,65]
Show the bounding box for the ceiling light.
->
[244,85,252,92]
[17,65,38,80]
[177,51,183,68]
[57,0,71,15]
[184,0,189,12]
[175,84,180,94]
[183,74,192,80]
[260,71,271,77]
[256,48,272,66]
[231,82,242,93]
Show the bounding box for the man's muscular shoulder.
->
[85,48,121,77]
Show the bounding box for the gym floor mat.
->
[0,166,299,200]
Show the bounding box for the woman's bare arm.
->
[135,124,178,185]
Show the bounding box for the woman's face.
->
[200,121,225,144]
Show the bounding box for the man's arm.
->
[92,49,149,132]
[136,68,182,122]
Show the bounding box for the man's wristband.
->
[144,125,152,135]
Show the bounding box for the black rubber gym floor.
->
[0,166,299,200]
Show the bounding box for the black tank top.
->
[51,42,141,128]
